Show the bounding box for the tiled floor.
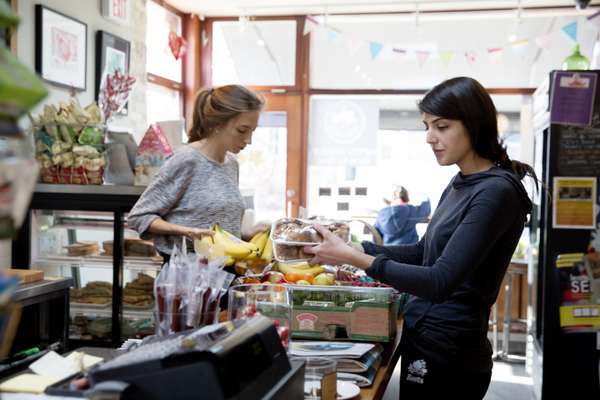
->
[382,358,534,399]
[484,361,534,400]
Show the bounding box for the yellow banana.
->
[261,236,273,263]
[213,227,254,259]
[214,224,260,254]
[251,231,270,256]
[282,261,312,270]
[277,262,324,276]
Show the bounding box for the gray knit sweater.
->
[128,146,245,254]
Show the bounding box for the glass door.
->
[238,94,304,221]
[238,113,287,222]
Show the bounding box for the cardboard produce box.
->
[289,285,399,342]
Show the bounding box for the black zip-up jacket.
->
[363,166,532,372]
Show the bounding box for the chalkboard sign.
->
[557,126,600,176]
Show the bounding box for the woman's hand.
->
[183,227,214,239]
[303,224,375,269]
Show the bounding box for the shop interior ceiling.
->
[166,0,600,17]
[170,0,600,112]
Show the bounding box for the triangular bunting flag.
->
[535,33,552,49]
[510,39,529,57]
[440,51,454,67]
[369,42,384,60]
[487,47,504,56]
[562,21,577,42]
[416,51,430,68]
[465,51,477,65]
[327,29,339,41]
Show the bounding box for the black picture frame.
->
[95,30,131,114]
[34,5,87,91]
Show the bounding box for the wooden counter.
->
[359,319,403,400]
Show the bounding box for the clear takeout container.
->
[270,218,351,246]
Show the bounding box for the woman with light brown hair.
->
[129,85,267,262]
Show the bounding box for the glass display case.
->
[12,184,160,348]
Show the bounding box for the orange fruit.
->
[284,272,301,283]
[300,273,314,284]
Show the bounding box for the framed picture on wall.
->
[95,30,131,113]
[34,5,87,90]
[101,0,130,25]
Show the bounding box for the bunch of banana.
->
[276,261,325,277]
[212,224,260,261]
[261,236,273,263]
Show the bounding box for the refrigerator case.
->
[530,70,600,399]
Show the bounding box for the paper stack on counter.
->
[289,341,383,387]
[0,351,103,394]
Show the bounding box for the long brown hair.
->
[188,85,265,143]
[418,77,539,191]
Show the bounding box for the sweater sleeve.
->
[366,185,521,303]
[416,200,431,219]
[127,155,194,240]
[362,239,425,266]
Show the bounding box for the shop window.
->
[212,20,297,86]
[355,187,367,196]
[337,202,349,211]
[146,1,182,83]
[146,82,183,124]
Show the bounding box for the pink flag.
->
[416,50,430,68]
[535,33,552,49]
[465,51,477,65]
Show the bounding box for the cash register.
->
[88,315,303,400]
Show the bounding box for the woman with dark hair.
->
[304,77,537,399]
[129,85,267,262]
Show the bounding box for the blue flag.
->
[562,21,577,41]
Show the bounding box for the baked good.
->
[274,243,299,260]
[101,239,158,257]
[102,240,113,255]
[65,241,98,256]
[125,238,158,257]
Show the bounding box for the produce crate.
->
[289,285,400,342]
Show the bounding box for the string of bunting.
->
[303,16,590,67]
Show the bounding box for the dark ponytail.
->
[497,147,539,192]
[419,76,539,191]
[187,85,265,143]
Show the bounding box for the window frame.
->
[146,0,185,99]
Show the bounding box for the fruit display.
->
[271,218,350,244]
[31,100,106,185]
[290,284,399,342]
[194,224,273,274]
[228,284,291,350]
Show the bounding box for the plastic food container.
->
[271,218,350,262]
[271,218,350,245]
[288,285,399,342]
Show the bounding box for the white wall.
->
[7,0,148,267]
[16,0,148,139]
